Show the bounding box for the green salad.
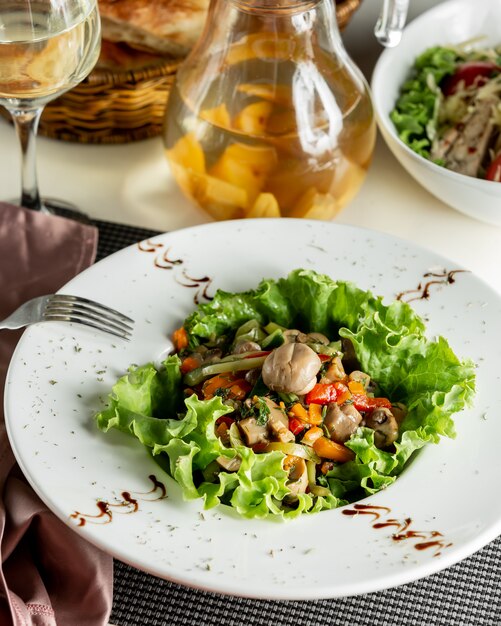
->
[95,269,475,519]
[391,44,501,180]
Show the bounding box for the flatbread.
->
[98,0,209,57]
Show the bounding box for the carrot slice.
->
[180,356,201,374]
[202,373,251,400]
[172,327,188,351]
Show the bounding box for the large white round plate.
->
[4,219,500,599]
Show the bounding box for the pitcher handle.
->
[374,0,409,47]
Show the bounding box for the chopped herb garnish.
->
[214,387,230,400]
[255,396,270,426]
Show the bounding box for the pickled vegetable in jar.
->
[163,0,377,220]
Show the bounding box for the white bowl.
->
[371,0,501,226]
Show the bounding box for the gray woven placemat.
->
[95,219,501,626]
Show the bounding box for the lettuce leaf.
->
[390,46,459,158]
[96,269,475,517]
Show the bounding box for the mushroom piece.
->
[324,402,362,444]
[341,338,360,372]
[391,402,407,425]
[215,421,231,446]
[348,370,371,389]
[262,397,295,443]
[216,455,242,472]
[283,329,330,345]
[244,367,261,386]
[261,343,321,395]
[365,407,399,449]
[306,332,330,345]
[320,356,346,383]
[238,417,269,447]
[283,455,308,495]
[233,340,261,354]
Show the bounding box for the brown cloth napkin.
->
[0,203,113,626]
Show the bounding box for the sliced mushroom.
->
[283,329,307,343]
[365,407,399,449]
[283,455,308,495]
[261,343,321,395]
[320,356,346,383]
[244,367,261,386]
[216,455,241,472]
[324,403,362,444]
[215,421,231,446]
[283,329,330,346]
[234,340,261,354]
[306,332,330,345]
[238,417,270,447]
[341,338,360,372]
[391,402,407,425]
[193,346,223,364]
[348,370,371,389]
[262,397,295,443]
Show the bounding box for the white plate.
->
[4,219,500,599]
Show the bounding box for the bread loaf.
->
[98,0,209,57]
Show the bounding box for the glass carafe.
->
[163,0,408,221]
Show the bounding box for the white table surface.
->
[1,0,500,294]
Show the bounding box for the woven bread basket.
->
[38,0,362,144]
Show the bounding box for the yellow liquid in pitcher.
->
[164,35,375,220]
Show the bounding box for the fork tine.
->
[42,313,131,340]
[48,294,134,324]
[44,306,132,336]
[45,301,134,333]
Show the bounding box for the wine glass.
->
[0,0,101,221]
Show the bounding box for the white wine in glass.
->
[0,0,101,219]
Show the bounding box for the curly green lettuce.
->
[390,46,459,158]
[95,269,475,518]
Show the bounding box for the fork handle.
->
[0,314,26,330]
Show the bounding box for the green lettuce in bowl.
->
[95,269,475,519]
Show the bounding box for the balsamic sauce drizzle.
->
[153,247,183,270]
[138,240,183,269]
[175,269,214,304]
[396,269,468,303]
[137,239,164,253]
[342,504,452,556]
[137,240,213,302]
[70,474,167,527]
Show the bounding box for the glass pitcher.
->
[163,0,408,221]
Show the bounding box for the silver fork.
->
[0,294,134,340]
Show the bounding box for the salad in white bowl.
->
[372,0,501,225]
[391,44,501,181]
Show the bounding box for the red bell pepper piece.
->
[288,417,306,436]
[305,383,338,405]
[367,397,392,410]
[180,355,201,374]
[243,350,271,359]
[441,61,500,96]
[318,354,332,362]
[486,153,501,182]
[351,393,392,412]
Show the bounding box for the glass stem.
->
[11,107,48,213]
